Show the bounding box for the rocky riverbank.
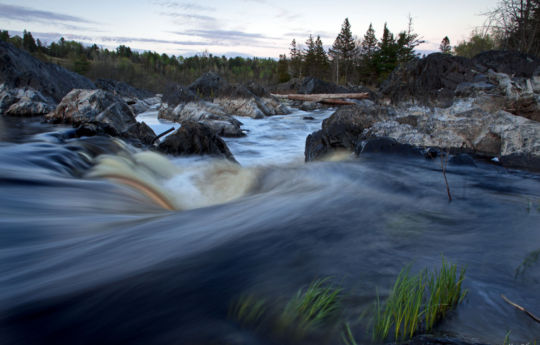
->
[305,52,540,171]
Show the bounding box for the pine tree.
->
[277,54,291,82]
[314,35,330,79]
[395,16,424,64]
[22,30,37,53]
[330,18,357,84]
[361,23,378,58]
[304,34,317,77]
[373,23,397,79]
[289,39,303,78]
[440,36,451,53]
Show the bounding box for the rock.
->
[380,53,476,106]
[94,79,153,99]
[1,84,56,116]
[455,81,496,98]
[189,71,226,99]
[158,101,244,137]
[298,77,351,94]
[299,101,321,111]
[304,104,392,161]
[127,96,162,115]
[472,50,540,78]
[356,137,422,156]
[305,102,540,171]
[157,121,236,161]
[45,89,156,145]
[449,153,476,166]
[303,116,315,120]
[0,40,96,102]
[162,83,198,105]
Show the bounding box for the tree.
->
[277,54,290,82]
[330,18,357,84]
[0,30,9,42]
[373,23,397,78]
[440,36,451,53]
[395,16,424,64]
[454,32,496,57]
[313,35,330,79]
[304,34,317,77]
[360,23,378,58]
[289,39,303,78]
[485,0,540,56]
[22,30,37,52]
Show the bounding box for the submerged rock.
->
[157,121,236,161]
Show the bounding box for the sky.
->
[0,0,498,58]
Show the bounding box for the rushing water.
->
[0,109,539,345]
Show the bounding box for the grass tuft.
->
[278,277,342,335]
[229,295,268,327]
[373,257,466,342]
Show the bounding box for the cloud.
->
[0,4,94,24]
[159,11,216,22]
[152,1,214,12]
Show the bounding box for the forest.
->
[1,0,538,93]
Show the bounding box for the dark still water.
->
[0,114,539,345]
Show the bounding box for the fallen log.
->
[272,93,369,102]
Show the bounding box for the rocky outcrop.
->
[0,84,56,116]
[45,89,156,146]
[0,40,95,102]
[159,101,244,137]
[305,103,540,171]
[94,79,153,99]
[472,50,540,78]
[157,121,236,161]
[298,77,351,94]
[159,72,290,136]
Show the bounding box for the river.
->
[0,109,539,344]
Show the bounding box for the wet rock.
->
[1,85,56,116]
[305,103,540,171]
[303,116,315,120]
[304,104,392,161]
[45,89,156,145]
[449,153,476,166]
[158,101,244,137]
[162,83,198,105]
[356,137,422,156]
[157,121,236,161]
[189,71,225,98]
[127,96,162,115]
[0,40,95,102]
[299,101,321,111]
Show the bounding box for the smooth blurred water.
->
[0,112,539,345]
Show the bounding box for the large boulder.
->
[0,40,96,102]
[157,121,236,161]
[159,101,244,137]
[305,103,540,171]
[0,84,56,116]
[472,50,540,78]
[45,89,156,145]
[94,79,153,99]
[380,53,476,107]
[305,104,394,161]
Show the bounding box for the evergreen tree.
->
[277,54,291,82]
[304,34,317,77]
[313,35,330,79]
[289,39,303,78]
[395,16,424,64]
[0,30,9,42]
[22,30,37,52]
[440,36,451,53]
[330,18,357,84]
[361,23,378,58]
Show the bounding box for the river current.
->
[0,109,539,344]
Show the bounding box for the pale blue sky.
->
[0,0,497,57]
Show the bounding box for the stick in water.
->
[501,294,540,323]
[440,150,452,202]
[152,126,176,144]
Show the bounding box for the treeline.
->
[278,17,424,86]
[0,30,279,93]
[450,0,540,58]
